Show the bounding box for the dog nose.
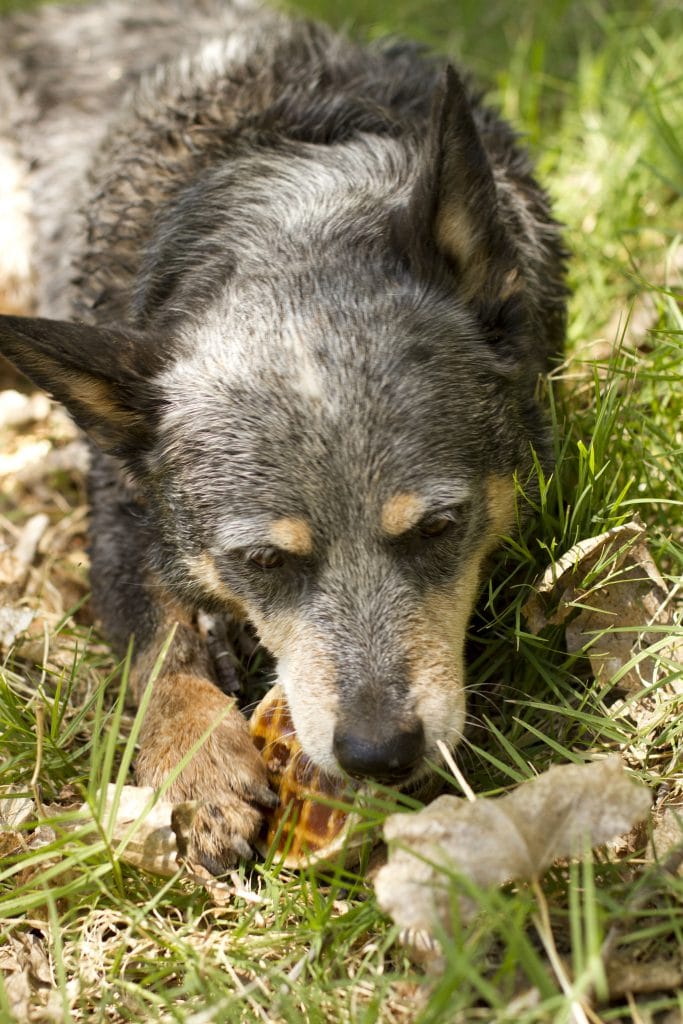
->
[333,720,425,783]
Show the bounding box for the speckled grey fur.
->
[0,0,567,784]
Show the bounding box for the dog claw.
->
[253,783,279,809]
[196,852,233,877]
[230,833,256,862]
[177,797,264,874]
[194,836,253,876]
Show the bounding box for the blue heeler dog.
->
[0,0,567,872]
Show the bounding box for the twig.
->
[605,958,683,999]
[283,945,316,987]
[436,740,476,802]
[13,513,49,573]
[30,703,45,818]
[626,991,647,1024]
[228,870,266,905]
[531,877,592,1024]
[30,621,50,817]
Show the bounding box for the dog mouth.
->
[202,611,456,794]
[248,680,448,801]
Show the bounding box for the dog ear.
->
[432,66,519,299]
[404,66,519,304]
[0,315,162,458]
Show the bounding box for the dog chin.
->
[304,748,448,795]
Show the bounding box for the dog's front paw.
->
[175,798,267,875]
[136,672,277,873]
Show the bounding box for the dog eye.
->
[247,546,285,570]
[417,513,454,539]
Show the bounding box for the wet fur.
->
[0,0,567,871]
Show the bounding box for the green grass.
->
[1,0,682,1021]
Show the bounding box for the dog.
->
[0,0,567,873]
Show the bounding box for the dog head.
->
[0,69,564,783]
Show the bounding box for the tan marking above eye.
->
[269,517,314,556]
[380,492,426,538]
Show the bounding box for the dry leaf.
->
[0,790,35,827]
[0,512,51,651]
[0,791,36,858]
[0,390,50,430]
[649,805,683,875]
[0,381,95,687]
[0,512,49,590]
[80,785,180,877]
[0,605,35,651]
[12,438,89,486]
[524,522,683,694]
[374,757,652,940]
[0,831,26,859]
[0,929,52,1022]
[604,956,683,999]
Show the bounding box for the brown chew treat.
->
[249,685,362,868]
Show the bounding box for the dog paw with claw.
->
[135,672,277,873]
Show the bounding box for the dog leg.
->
[88,456,275,874]
[132,619,277,874]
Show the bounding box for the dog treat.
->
[249,686,364,868]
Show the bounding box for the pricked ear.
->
[399,66,518,304]
[0,315,162,457]
[431,66,517,300]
